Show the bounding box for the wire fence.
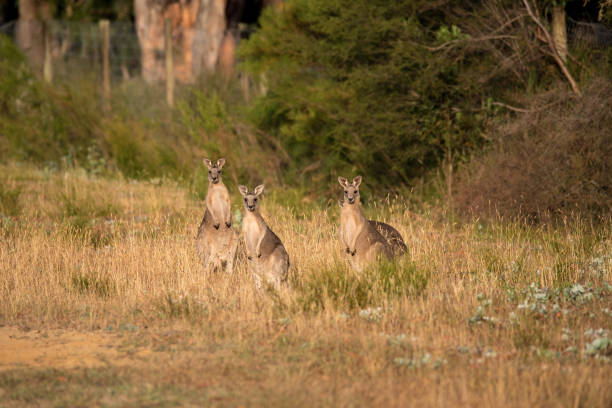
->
[567,17,612,48]
[1,19,141,83]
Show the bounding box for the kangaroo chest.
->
[242,213,264,252]
[341,208,364,243]
[207,185,229,219]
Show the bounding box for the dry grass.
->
[1,162,611,407]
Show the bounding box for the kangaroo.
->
[338,176,406,272]
[238,184,290,291]
[196,158,238,274]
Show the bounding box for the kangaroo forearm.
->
[206,198,218,223]
[256,234,265,257]
[349,235,358,252]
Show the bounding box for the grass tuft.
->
[71,273,116,298]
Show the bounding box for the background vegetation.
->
[2,0,610,220]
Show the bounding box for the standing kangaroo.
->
[196,158,238,274]
[338,176,407,272]
[238,184,290,290]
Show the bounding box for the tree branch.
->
[521,0,581,96]
[491,102,531,113]
[426,35,518,52]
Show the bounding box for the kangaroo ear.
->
[338,177,348,188]
[238,185,248,196]
[254,184,265,196]
[216,158,226,168]
[353,176,362,188]
[203,158,213,168]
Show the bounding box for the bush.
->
[454,79,612,222]
[240,0,491,191]
[0,35,103,165]
[0,35,278,186]
[295,257,429,312]
[0,183,21,217]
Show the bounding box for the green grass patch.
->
[71,273,116,298]
[295,258,429,312]
[0,183,21,216]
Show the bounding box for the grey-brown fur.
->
[338,176,406,272]
[238,184,289,290]
[370,220,408,256]
[196,158,238,274]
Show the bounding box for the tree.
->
[134,0,228,83]
[551,3,568,62]
[16,0,51,70]
[240,0,491,189]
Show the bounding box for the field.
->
[1,162,611,407]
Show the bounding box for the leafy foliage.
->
[240,0,492,190]
[0,35,102,165]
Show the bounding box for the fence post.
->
[43,20,53,83]
[81,24,88,58]
[240,73,250,103]
[99,19,111,113]
[165,18,174,108]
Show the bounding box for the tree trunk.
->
[192,0,227,76]
[134,0,166,82]
[552,5,568,62]
[219,27,237,79]
[134,0,200,83]
[16,0,51,70]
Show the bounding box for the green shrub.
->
[156,293,208,321]
[240,0,492,191]
[295,257,428,312]
[0,183,21,216]
[0,35,103,166]
[71,273,116,298]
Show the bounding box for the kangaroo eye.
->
[254,198,258,202]
[344,190,348,194]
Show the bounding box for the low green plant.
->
[156,293,208,321]
[71,273,116,298]
[295,257,428,312]
[58,188,118,220]
[0,183,21,216]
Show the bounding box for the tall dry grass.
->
[0,162,611,406]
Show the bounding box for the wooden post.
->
[99,19,111,112]
[240,73,250,103]
[165,18,175,107]
[43,20,53,83]
[80,23,88,58]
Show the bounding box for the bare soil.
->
[0,326,152,371]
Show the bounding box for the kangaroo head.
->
[338,176,362,205]
[203,158,226,184]
[238,184,264,212]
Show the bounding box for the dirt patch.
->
[0,326,153,371]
